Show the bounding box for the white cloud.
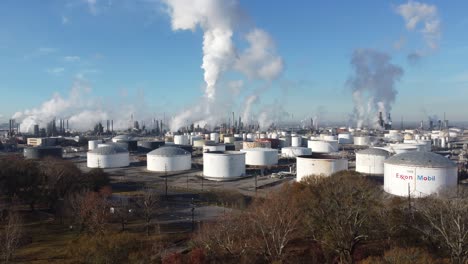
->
[396,1,441,50]
[62,15,69,24]
[85,0,98,15]
[64,56,80,62]
[46,67,65,75]
[234,28,284,81]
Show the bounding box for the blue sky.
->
[0,0,467,126]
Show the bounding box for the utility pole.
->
[191,198,195,232]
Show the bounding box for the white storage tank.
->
[203,151,246,181]
[384,152,458,197]
[307,140,339,153]
[98,142,128,150]
[356,148,391,176]
[203,143,226,153]
[354,136,371,146]
[389,144,418,154]
[174,135,189,145]
[147,146,191,172]
[281,147,312,158]
[291,136,302,147]
[241,148,278,166]
[88,139,102,150]
[210,133,220,143]
[296,154,348,181]
[87,145,130,168]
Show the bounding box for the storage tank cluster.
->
[147,146,192,172]
[203,151,246,181]
[296,154,348,181]
[87,145,130,168]
[384,152,457,197]
[356,148,391,176]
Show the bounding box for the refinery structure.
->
[1,109,467,199]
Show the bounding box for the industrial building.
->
[24,146,63,159]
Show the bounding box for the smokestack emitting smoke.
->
[347,49,403,129]
[163,0,283,132]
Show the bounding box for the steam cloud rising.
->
[162,0,283,131]
[347,49,404,129]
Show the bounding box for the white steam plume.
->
[347,49,404,129]
[12,79,109,133]
[162,0,283,132]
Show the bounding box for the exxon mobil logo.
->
[396,173,436,181]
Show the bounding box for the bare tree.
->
[136,188,160,236]
[248,184,301,262]
[194,213,253,261]
[414,187,468,264]
[111,197,132,231]
[298,171,383,264]
[66,190,109,234]
[0,210,23,263]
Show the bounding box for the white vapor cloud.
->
[235,28,284,81]
[62,15,69,24]
[46,67,65,75]
[396,1,441,50]
[64,56,80,62]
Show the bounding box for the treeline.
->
[0,156,109,211]
[191,172,468,264]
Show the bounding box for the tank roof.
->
[384,152,456,168]
[148,146,190,156]
[89,145,128,155]
[357,148,390,156]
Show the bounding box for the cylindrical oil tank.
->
[279,136,292,148]
[291,136,302,147]
[246,133,255,141]
[338,133,353,144]
[356,148,391,176]
[203,151,246,181]
[384,152,457,197]
[307,140,339,153]
[137,141,165,153]
[147,147,191,172]
[174,135,189,145]
[354,136,371,146]
[296,154,348,181]
[241,148,278,166]
[243,141,271,149]
[281,147,312,158]
[87,146,129,168]
[210,133,220,143]
[203,143,226,153]
[24,146,63,159]
[88,140,102,150]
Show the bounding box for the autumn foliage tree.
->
[294,171,384,264]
